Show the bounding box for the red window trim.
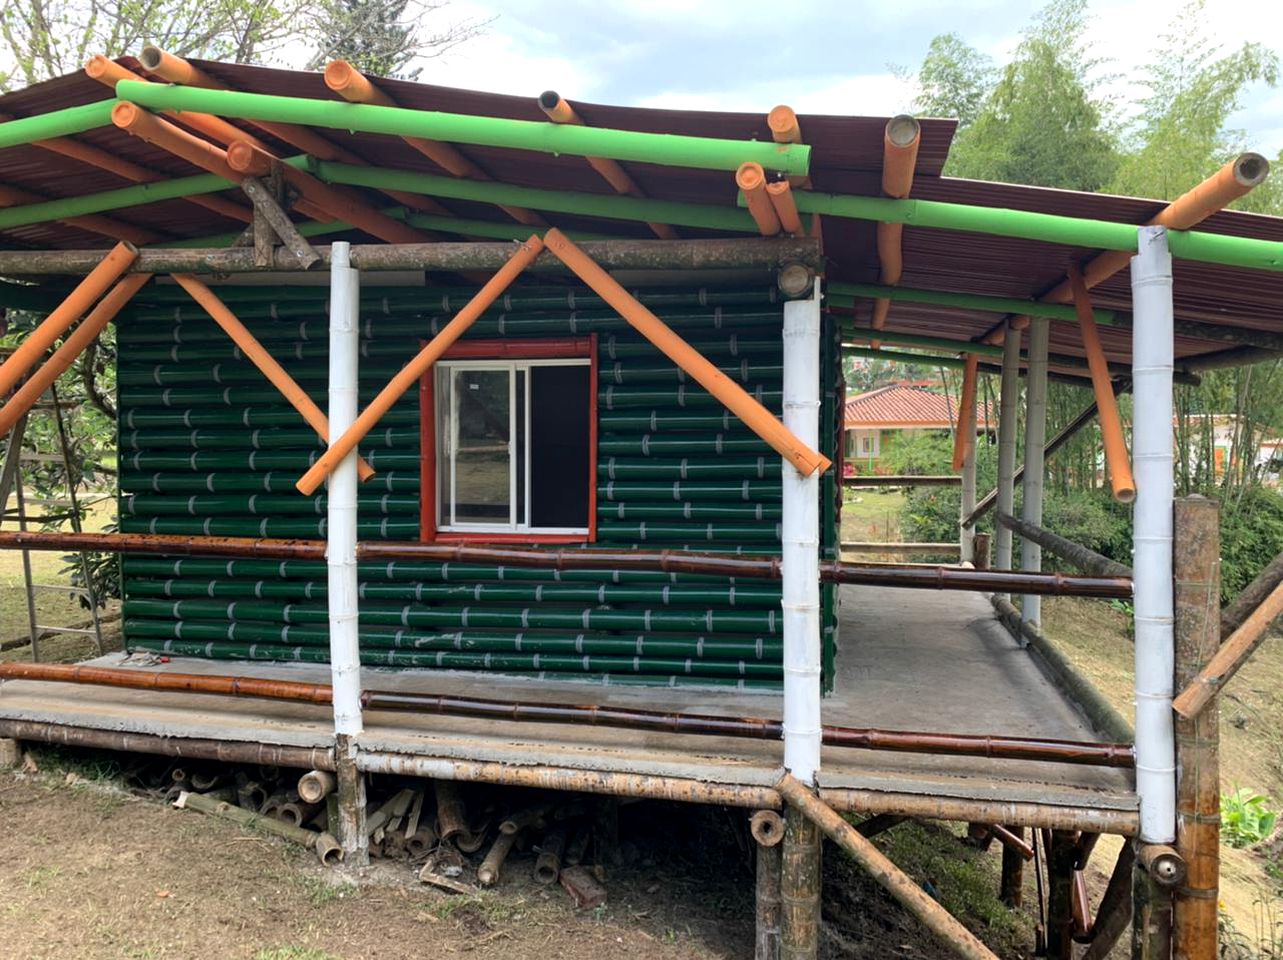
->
[419,336,597,544]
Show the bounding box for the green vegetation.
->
[1222,788,1280,848]
[253,948,343,960]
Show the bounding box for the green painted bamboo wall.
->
[117,285,840,690]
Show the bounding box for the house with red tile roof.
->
[843,384,994,472]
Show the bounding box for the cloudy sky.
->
[409,0,1283,158]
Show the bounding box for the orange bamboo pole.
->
[294,235,545,495]
[951,352,979,472]
[736,162,782,236]
[0,184,160,245]
[767,105,810,191]
[0,242,138,397]
[1172,577,1283,720]
[1068,266,1135,502]
[225,141,429,245]
[538,91,676,240]
[1042,153,1269,304]
[766,181,804,236]
[170,274,375,482]
[131,49,448,220]
[872,116,921,343]
[543,228,831,477]
[0,273,151,436]
[324,60,542,227]
[0,106,250,224]
[85,56,276,157]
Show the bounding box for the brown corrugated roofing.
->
[0,58,1280,370]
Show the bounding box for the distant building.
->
[843,384,993,474]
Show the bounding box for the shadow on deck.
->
[0,584,1137,831]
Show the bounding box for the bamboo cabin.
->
[0,53,1281,960]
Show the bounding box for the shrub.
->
[1221,787,1279,848]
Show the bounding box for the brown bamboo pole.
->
[1082,842,1136,960]
[777,774,1000,960]
[238,176,321,269]
[177,789,342,865]
[1172,497,1220,960]
[0,237,822,275]
[170,274,376,480]
[780,803,821,960]
[1069,266,1135,502]
[1046,831,1078,959]
[546,228,832,476]
[0,661,1135,767]
[1132,849,1174,960]
[1221,547,1283,636]
[294,234,544,495]
[996,513,1134,578]
[0,272,150,436]
[1000,826,1026,907]
[754,817,784,960]
[538,91,677,240]
[0,529,1134,598]
[1173,578,1283,719]
[0,241,137,397]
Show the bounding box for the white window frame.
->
[436,357,592,536]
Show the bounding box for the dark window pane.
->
[530,365,590,528]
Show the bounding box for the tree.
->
[912,33,996,128]
[303,0,492,79]
[0,0,303,89]
[945,0,1119,191]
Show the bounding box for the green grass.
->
[253,949,342,960]
[840,490,906,543]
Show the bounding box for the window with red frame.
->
[420,338,597,543]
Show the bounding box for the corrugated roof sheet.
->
[0,58,1280,369]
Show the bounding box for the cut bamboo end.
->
[766,181,804,236]
[139,45,198,85]
[225,141,275,177]
[736,162,782,237]
[768,105,801,144]
[1233,152,1270,188]
[324,60,393,108]
[539,90,578,125]
[84,54,134,87]
[882,115,921,200]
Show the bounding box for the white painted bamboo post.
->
[1020,317,1049,629]
[960,403,978,563]
[780,280,823,960]
[994,323,1023,589]
[327,240,368,865]
[1131,225,1176,844]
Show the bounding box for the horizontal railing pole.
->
[840,541,962,554]
[0,237,822,276]
[0,662,1134,768]
[114,80,812,176]
[783,192,1283,274]
[996,512,1133,578]
[0,530,1131,596]
[842,475,962,487]
[0,100,118,149]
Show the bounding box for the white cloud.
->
[633,73,914,117]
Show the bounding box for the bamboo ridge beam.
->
[0,530,1133,597]
[113,80,812,176]
[541,228,831,477]
[0,662,1135,768]
[0,242,138,397]
[0,237,821,275]
[776,774,1002,960]
[294,236,545,495]
[0,100,117,149]
[170,274,375,480]
[996,513,1133,578]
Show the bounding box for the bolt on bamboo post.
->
[1172,496,1220,960]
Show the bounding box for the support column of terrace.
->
[1020,317,1050,629]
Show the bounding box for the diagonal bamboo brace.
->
[1068,266,1135,502]
[294,235,546,496]
[0,273,151,436]
[951,352,979,472]
[170,274,375,481]
[776,773,1000,960]
[1172,577,1283,719]
[0,241,138,397]
[542,228,831,477]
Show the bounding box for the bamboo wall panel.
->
[117,285,837,687]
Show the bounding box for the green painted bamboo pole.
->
[843,345,970,369]
[0,100,118,149]
[842,328,1006,358]
[313,160,757,232]
[0,171,238,231]
[828,282,1114,325]
[782,195,1283,273]
[114,81,811,175]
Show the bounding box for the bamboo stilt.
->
[333,732,368,867]
[1173,497,1220,960]
[1000,825,1025,907]
[1046,831,1078,959]
[1132,852,1173,960]
[1084,842,1137,960]
[780,803,821,960]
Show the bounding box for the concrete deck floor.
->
[0,585,1136,814]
